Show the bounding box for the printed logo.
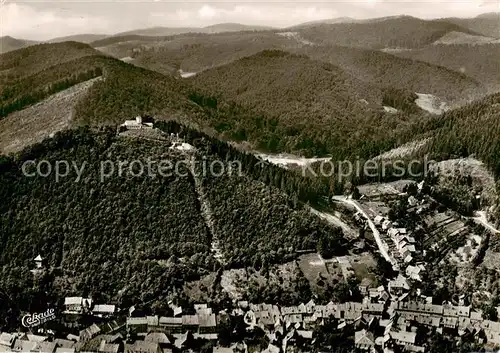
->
[21,309,56,328]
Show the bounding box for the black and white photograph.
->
[0,0,499,352]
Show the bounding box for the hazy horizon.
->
[1,0,499,41]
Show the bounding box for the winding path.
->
[473,211,500,234]
[332,195,397,269]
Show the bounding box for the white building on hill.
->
[120,116,153,130]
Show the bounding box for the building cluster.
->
[0,332,78,353]
[122,304,217,350]
[64,297,116,318]
[232,300,384,353]
[353,299,500,353]
[372,216,419,266]
[392,300,500,346]
[2,296,500,353]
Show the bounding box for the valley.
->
[0,9,500,353]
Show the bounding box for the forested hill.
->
[0,42,100,84]
[121,31,297,75]
[403,92,500,221]
[297,16,476,49]
[72,58,204,126]
[0,125,347,330]
[0,43,106,118]
[0,36,38,54]
[90,35,177,48]
[188,49,439,159]
[1,42,496,167]
[442,14,500,38]
[393,44,500,93]
[292,45,485,104]
[421,92,500,178]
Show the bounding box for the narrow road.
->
[473,211,500,234]
[332,195,397,269]
[308,206,357,239]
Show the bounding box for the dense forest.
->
[129,32,297,74]
[421,93,500,179]
[395,43,500,93]
[297,17,476,49]
[292,44,485,103]
[1,65,102,117]
[0,128,213,328]
[0,43,107,117]
[0,124,348,330]
[1,42,498,221]
[0,42,99,84]
[412,92,500,221]
[189,50,439,159]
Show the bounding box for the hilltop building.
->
[120,116,154,130]
[30,255,45,277]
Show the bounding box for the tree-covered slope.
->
[0,42,100,84]
[394,44,500,93]
[0,43,106,118]
[421,92,500,178]
[72,58,204,126]
[92,31,297,74]
[0,125,347,330]
[0,36,38,54]
[297,16,476,49]
[292,45,486,104]
[189,50,436,159]
[442,14,500,38]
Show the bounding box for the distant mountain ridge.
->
[0,36,38,54]
[442,13,500,38]
[1,12,497,54]
[295,16,479,49]
[113,23,275,37]
[48,34,109,44]
[287,17,357,29]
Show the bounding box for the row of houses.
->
[64,298,115,318]
[354,300,500,352]
[0,332,78,353]
[373,214,419,266]
[125,305,217,336]
[393,300,500,345]
[233,300,384,337]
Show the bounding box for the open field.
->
[358,180,414,199]
[184,261,301,302]
[298,253,330,284]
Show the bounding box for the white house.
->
[34,255,43,269]
[92,305,116,318]
[388,275,410,295]
[120,116,153,130]
[64,297,93,314]
[406,266,422,281]
[389,330,416,345]
[355,329,375,350]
